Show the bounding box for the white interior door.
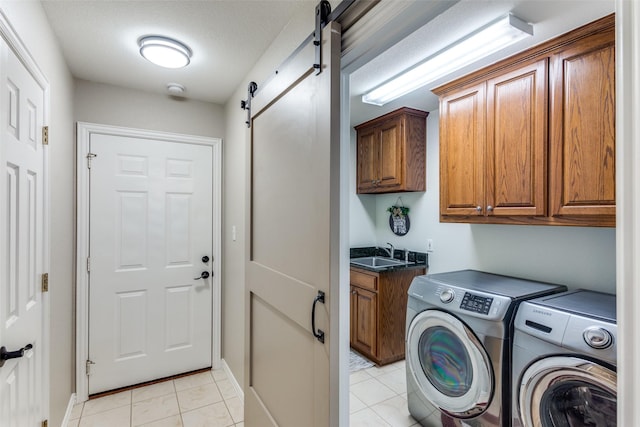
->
[245,21,341,426]
[0,38,46,426]
[88,133,213,394]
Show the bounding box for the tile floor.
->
[350,359,419,427]
[69,360,416,427]
[68,369,243,427]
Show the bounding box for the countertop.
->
[350,246,428,273]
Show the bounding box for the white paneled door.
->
[245,21,341,426]
[0,36,47,426]
[88,133,213,394]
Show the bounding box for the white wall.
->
[350,110,617,292]
[0,2,75,425]
[75,79,224,137]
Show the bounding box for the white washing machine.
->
[406,270,567,427]
[512,289,617,427]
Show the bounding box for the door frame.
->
[0,8,51,423]
[75,122,222,402]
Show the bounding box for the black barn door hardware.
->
[311,290,326,343]
[1,343,33,368]
[314,0,331,75]
[240,81,258,128]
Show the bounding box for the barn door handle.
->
[311,291,325,343]
[0,344,33,368]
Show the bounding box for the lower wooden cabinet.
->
[350,266,426,365]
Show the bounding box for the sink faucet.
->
[385,242,394,259]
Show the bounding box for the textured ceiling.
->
[41,0,310,104]
[41,0,615,109]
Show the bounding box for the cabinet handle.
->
[476,206,482,213]
[487,205,494,212]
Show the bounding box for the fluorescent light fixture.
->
[139,36,192,69]
[362,14,533,106]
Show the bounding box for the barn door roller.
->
[314,0,332,75]
[240,81,258,128]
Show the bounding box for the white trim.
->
[75,122,222,402]
[0,7,51,424]
[220,359,244,402]
[60,394,77,427]
[616,2,640,425]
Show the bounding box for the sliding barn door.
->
[244,21,341,426]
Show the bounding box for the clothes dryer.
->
[511,289,616,427]
[406,270,567,426]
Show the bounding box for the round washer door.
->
[406,309,493,417]
[518,356,617,427]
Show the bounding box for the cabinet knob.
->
[476,206,482,213]
[487,205,494,212]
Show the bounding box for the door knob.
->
[202,255,210,263]
[0,344,33,368]
[194,271,210,280]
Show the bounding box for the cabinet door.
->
[357,126,379,192]
[549,29,615,222]
[440,83,486,216]
[377,117,404,190]
[486,59,548,217]
[351,287,377,358]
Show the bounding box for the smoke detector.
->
[167,83,186,96]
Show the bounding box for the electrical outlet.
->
[427,239,434,252]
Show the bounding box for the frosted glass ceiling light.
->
[139,36,192,69]
[362,14,533,106]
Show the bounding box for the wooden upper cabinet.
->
[435,14,614,227]
[355,107,428,194]
[440,83,486,216]
[549,28,616,224]
[486,59,548,217]
[439,59,547,218]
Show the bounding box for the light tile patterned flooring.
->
[350,359,419,427]
[69,359,416,427]
[68,369,243,427]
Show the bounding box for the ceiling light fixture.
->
[139,36,192,69]
[362,14,534,106]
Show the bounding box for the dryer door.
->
[519,356,617,427]
[406,309,493,418]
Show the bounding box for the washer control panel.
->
[460,292,493,315]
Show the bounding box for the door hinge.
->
[87,257,91,273]
[41,420,48,427]
[86,359,95,376]
[42,126,48,145]
[41,273,49,293]
[87,152,97,169]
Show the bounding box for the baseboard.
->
[60,393,77,427]
[221,359,244,402]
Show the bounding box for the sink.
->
[350,256,413,269]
